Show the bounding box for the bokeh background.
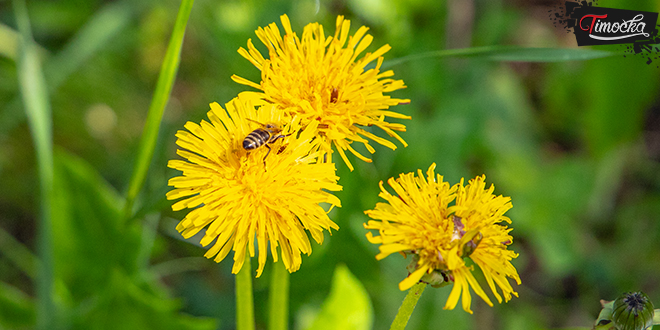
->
[1,0,660,329]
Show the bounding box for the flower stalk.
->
[390,282,427,330]
[236,252,255,330]
[269,261,290,330]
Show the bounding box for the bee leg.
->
[271,133,291,142]
[262,134,292,169]
[263,144,272,168]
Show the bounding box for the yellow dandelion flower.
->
[231,14,411,171]
[364,164,521,313]
[167,97,341,277]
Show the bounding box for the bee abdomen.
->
[242,129,270,150]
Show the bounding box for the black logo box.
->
[566,2,659,46]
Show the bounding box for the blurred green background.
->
[1,0,660,329]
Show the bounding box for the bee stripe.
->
[243,129,271,150]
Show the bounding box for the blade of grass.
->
[0,225,37,279]
[13,0,55,328]
[123,0,195,223]
[383,46,616,68]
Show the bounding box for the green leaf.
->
[52,148,216,329]
[302,264,373,330]
[123,0,195,222]
[52,148,127,300]
[89,269,217,330]
[0,281,36,328]
[384,46,615,67]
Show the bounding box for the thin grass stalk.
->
[383,46,615,68]
[123,0,195,222]
[390,282,427,330]
[0,226,37,279]
[236,253,255,330]
[268,261,290,330]
[13,0,55,328]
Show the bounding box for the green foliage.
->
[300,265,373,330]
[123,0,195,222]
[0,281,35,328]
[1,0,660,329]
[51,149,216,329]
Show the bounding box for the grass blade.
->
[12,0,55,328]
[384,46,616,68]
[0,226,37,279]
[123,0,195,222]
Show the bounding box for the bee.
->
[242,119,290,165]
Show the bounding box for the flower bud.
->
[611,292,654,330]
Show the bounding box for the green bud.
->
[404,252,450,288]
[420,270,450,288]
[611,292,654,330]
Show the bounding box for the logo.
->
[550,1,660,64]
[569,4,658,46]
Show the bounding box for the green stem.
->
[13,0,55,328]
[122,0,194,223]
[236,253,255,330]
[268,261,290,330]
[390,282,427,330]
